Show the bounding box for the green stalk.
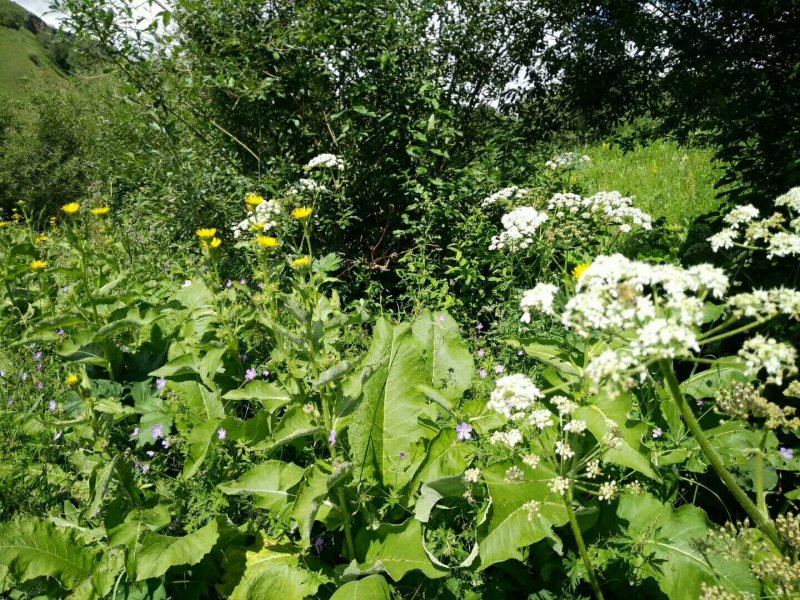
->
[755,428,769,518]
[565,485,604,600]
[659,360,785,552]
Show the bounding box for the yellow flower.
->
[245,193,264,210]
[292,207,313,220]
[36,234,48,243]
[256,236,279,249]
[209,237,222,249]
[196,228,217,240]
[0,221,8,228]
[572,263,591,281]
[250,222,267,232]
[90,207,111,216]
[66,374,79,386]
[30,260,48,271]
[292,256,312,268]
[61,202,80,215]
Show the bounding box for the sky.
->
[14,0,66,26]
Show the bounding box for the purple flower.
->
[161,439,170,449]
[262,369,270,378]
[696,399,705,407]
[314,536,324,556]
[239,278,248,285]
[48,400,56,412]
[150,424,164,439]
[438,314,446,324]
[156,377,167,391]
[652,428,663,439]
[456,422,473,441]
[34,351,42,361]
[240,353,248,362]
[37,382,44,390]
[21,373,27,382]
[781,447,794,460]
[7,399,13,406]
[56,329,65,336]
[476,322,484,332]
[257,282,265,290]
[37,363,43,371]
[245,368,257,381]
[140,463,150,474]
[328,430,337,446]
[217,428,227,440]
[53,430,62,441]
[0,370,5,377]
[479,368,488,379]
[399,451,407,459]
[477,349,485,358]
[225,279,233,288]
[494,364,505,374]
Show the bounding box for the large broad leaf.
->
[574,391,659,480]
[171,380,225,421]
[617,492,759,599]
[349,319,437,489]
[291,463,332,545]
[477,461,569,570]
[0,518,108,595]
[408,428,475,495]
[251,405,325,451]
[330,574,392,599]
[229,541,326,600]
[182,419,222,479]
[680,358,749,400]
[218,461,305,517]
[130,517,220,581]
[223,381,291,412]
[411,310,473,401]
[354,518,447,581]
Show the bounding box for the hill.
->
[0,0,67,99]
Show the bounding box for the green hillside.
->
[0,0,66,98]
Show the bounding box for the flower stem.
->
[658,360,785,552]
[565,485,604,600]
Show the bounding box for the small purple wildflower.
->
[156,377,167,391]
[140,463,150,474]
[328,430,337,446]
[0,370,5,377]
[479,368,487,379]
[456,422,473,441]
[239,278,248,285]
[56,329,65,336]
[781,447,794,460]
[34,351,42,361]
[240,353,248,362]
[314,536,324,556]
[476,322,484,332]
[48,400,56,412]
[245,368,257,381]
[652,428,663,439]
[217,428,227,440]
[150,424,164,439]
[477,349,485,358]
[225,279,233,288]
[262,369,270,378]
[7,399,13,406]
[696,399,705,407]
[37,363,43,371]
[53,431,62,441]
[494,364,505,374]
[438,314,446,324]
[399,451,407,459]
[161,439,170,449]
[37,382,44,390]
[21,373,27,382]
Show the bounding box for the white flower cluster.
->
[548,191,653,233]
[488,374,544,420]
[287,178,326,196]
[739,335,798,386]
[709,188,800,257]
[305,153,344,171]
[488,206,549,251]
[481,186,530,208]
[520,283,559,322]
[545,152,592,171]
[522,254,729,393]
[231,198,282,238]
[728,288,800,320]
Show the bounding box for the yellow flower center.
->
[292,207,313,220]
[90,207,111,216]
[30,260,48,271]
[61,202,80,215]
[572,263,591,281]
[292,256,312,268]
[196,228,217,240]
[256,235,279,249]
[245,193,265,210]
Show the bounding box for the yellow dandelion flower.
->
[292,256,312,268]
[196,228,217,240]
[572,263,591,281]
[36,234,48,243]
[61,202,80,215]
[30,260,48,271]
[209,237,222,249]
[66,374,79,386]
[256,236,280,249]
[90,207,111,216]
[0,221,8,228]
[245,193,264,210]
[292,207,313,220]
[250,222,267,232]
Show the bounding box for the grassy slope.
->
[575,140,724,225]
[0,0,65,99]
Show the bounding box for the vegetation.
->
[1,1,800,598]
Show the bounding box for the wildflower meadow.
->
[2,1,800,599]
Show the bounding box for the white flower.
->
[481,186,530,208]
[549,476,570,496]
[723,204,760,228]
[182,280,192,287]
[231,198,281,238]
[464,468,481,483]
[598,480,619,502]
[520,283,559,321]
[709,229,737,252]
[555,440,575,458]
[585,459,603,479]
[739,335,798,386]
[505,466,524,481]
[529,409,555,430]
[551,395,577,416]
[489,374,543,419]
[523,500,541,520]
[776,187,800,212]
[548,191,652,232]
[546,152,592,171]
[490,429,523,448]
[522,454,540,468]
[305,153,344,170]
[563,419,587,434]
[768,233,800,258]
[489,206,548,251]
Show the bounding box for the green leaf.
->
[330,574,392,599]
[680,358,749,400]
[617,492,759,599]
[219,461,305,516]
[574,392,659,480]
[291,463,331,545]
[516,337,580,377]
[252,405,325,450]
[477,461,568,569]
[354,518,447,581]
[172,380,225,420]
[223,381,291,412]
[229,542,325,600]
[131,517,220,581]
[409,428,474,495]
[411,310,473,401]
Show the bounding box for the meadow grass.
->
[576,140,725,225]
[0,24,64,99]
